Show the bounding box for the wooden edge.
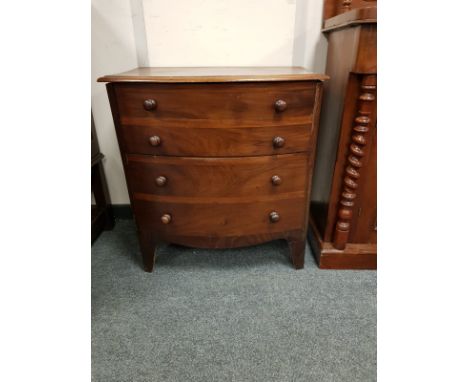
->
[308,215,377,270]
[302,82,324,239]
[322,6,377,32]
[97,74,330,83]
[156,230,304,250]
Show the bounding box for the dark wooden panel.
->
[158,231,303,250]
[354,24,377,73]
[126,153,308,198]
[132,196,306,238]
[323,0,338,20]
[119,123,312,157]
[114,82,317,127]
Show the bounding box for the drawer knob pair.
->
[274,99,287,112]
[269,211,280,223]
[161,214,172,224]
[149,135,161,147]
[147,98,285,112]
[146,98,285,113]
[163,212,278,224]
[155,176,167,187]
[157,174,281,188]
[143,99,158,111]
[152,135,284,149]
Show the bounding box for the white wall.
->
[293,0,328,73]
[143,0,297,66]
[91,0,327,204]
[92,0,139,204]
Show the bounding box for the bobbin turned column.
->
[333,74,376,250]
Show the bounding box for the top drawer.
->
[113,82,317,127]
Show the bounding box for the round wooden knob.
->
[155,176,167,187]
[272,136,285,148]
[274,99,287,112]
[269,211,280,223]
[149,135,161,146]
[143,99,157,111]
[161,214,171,224]
[271,175,282,186]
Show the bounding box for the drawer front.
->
[114,82,317,127]
[119,123,312,157]
[126,153,308,198]
[132,196,306,238]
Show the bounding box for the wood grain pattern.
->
[98,66,328,83]
[126,153,308,198]
[132,196,306,238]
[119,123,313,157]
[114,82,318,127]
[142,230,305,255]
[353,24,377,73]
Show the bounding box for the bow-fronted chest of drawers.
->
[98,67,327,272]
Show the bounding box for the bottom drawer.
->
[132,196,306,238]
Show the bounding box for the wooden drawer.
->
[119,122,312,157]
[114,82,317,127]
[132,195,306,238]
[126,153,308,198]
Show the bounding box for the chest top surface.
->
[98,66,328,84]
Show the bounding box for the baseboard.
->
[112,204,134,219]
[308,216,377,270]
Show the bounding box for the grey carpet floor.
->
[92,219,376,382]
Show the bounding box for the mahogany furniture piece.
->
[91,113,114,243]
[308,1,377,269]
[98,67,327,272]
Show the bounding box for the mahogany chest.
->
[98,67,327,272]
